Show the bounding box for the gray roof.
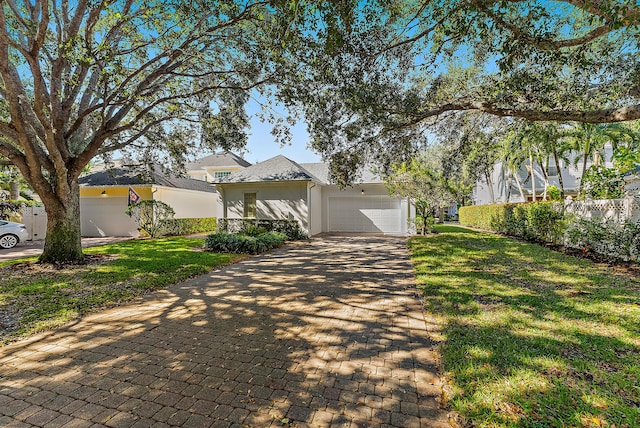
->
[185,152,251,170]
[217,155,385,185]
[79,165,216,193]
[217,155,322,184]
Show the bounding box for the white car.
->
[0,220,29,249]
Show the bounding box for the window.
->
[244,193,257,218]
[547,166,559,177]
[214,171,231,179]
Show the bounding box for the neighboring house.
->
[216,155,414,235]
[185,152,251,183]
[79,165,217,237]
[474,145,615,205]
[624,166,640,196]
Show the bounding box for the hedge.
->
[217,218,307,240]
[565,218,640,262]
[162,217,217,236]
[459,202,564,244]
[204,231,286,254]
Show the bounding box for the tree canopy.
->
[288,0,640,182]
[0,0,312,261]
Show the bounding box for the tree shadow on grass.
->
[0,235,450,427]
[410,226,640,427]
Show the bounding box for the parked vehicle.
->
[0,221,29,249]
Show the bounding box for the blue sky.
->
[243,115,322,164]
[239,98,322,164]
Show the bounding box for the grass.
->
[409,225,640,428]
[0,237,243,344]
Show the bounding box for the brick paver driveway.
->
[0,235,451,427]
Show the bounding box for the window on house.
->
[214,171,231,179]
[547,166,559,177]
[244,193,256,218]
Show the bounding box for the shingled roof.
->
[217,155,385,185]
[79,165,216,193]
[185,152,251,170]
[217,155,325,184]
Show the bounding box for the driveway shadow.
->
[0,236,451,427]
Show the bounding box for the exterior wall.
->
[221,182,310,230]
[188,166,246,182]
[321,183,409,234]
[473,145,615,205]
[80,186,153,199]
[80,186,153,237]
[308,183,322,236]
[153,187,217,218]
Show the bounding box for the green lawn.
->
[0,237,243,344]
[409,225,640,428]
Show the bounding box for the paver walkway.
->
[0,235,451,427]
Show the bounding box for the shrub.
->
[546,185,562,201]
[125,200,176,238]
[460,202,564,244]
[217,218,307,240]
[241,224,267,237]
[204,231,286,254]
[565,218,640,262]
[162,217,217,236]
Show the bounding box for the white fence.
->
[564,196,640,223]
[21,206,47,241]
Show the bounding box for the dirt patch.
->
[3,254,118,273]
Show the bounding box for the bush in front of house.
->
[162,217,217,236]
[217,218,308,240]
[204,231,286,254]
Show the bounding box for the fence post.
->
[625,195,633,222]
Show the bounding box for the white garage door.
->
[81,197,140,237]
[328,196,402,233]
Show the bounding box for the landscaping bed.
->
[0,237,243,344]
[409,225,640,427]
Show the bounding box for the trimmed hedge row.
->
[460,202,640,262]
[204,231,286,254]
[217,218,307,240]
[459,202,564,244]
[162,217,217,236]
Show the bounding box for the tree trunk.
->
[485,169,495,204]
[579,152,589,194]
[514,172,526,202]
[538,159,549,200]
[40,182,83,263]
[530,152,536,202]
[506,172,513,202]
[552,147,565,198]
[8,181,19,199]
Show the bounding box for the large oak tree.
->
[288,0,640,183]
[0,0,301,262]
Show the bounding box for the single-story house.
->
[79,165,217,237]
[216,155,414,235]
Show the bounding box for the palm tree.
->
[567,123,637,193]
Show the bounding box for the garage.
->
[328,196,402,233]
[80,196,140,237]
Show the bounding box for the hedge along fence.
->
[161,217,217,236]
[460,202,640,262]
[217,218,308,240]
[459,202,565,244]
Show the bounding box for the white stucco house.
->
[216,155,414,236]
[474,144,615,205]
[79,165,217,237]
